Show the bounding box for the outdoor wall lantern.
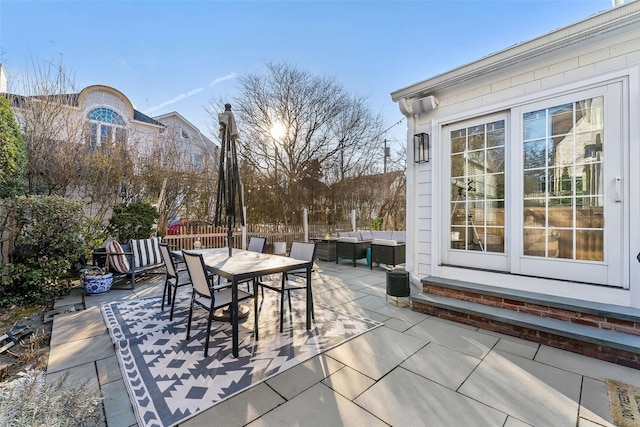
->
[413,133,429,163]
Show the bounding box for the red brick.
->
[610,324,640,336]
[578,313,607,323]
[548,306,579,317]
[502,302,524,311]
[503,299,525,307]
[605,317,636,328]
[520,307,544,316]
[525,303,550,312]
[568,338,597,349]
[582,349,615,362]
[602,346,639,360]
[613,358,640,370]
[569,317,600,328]
[544,312,573,322]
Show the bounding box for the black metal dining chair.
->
[182,250,254,357]
[258,241,316,332]
[159,243,191,321]
[236,236,267,293]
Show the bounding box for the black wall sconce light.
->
[414,133,429,163]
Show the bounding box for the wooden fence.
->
[162,223,355,251]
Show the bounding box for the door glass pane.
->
[522,97,604,261]
[450,119,505,253]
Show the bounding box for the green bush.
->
[0,370,103,426]
[371,217,383,231]
[5,195,89,303]
[107,200,159,242]
[0,96,27,199]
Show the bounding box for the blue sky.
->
[1,0,613,153]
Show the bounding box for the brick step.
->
[414,278,640,368]
[421,277,640,335]
[414,293,640,354]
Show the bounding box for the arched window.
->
[86,107,127,147]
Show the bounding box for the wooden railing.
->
[162,223,354,251]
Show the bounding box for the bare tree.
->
[11,58,86,196]
[8,57,136,222]
[211,62,385,225]
[137,122,219,232]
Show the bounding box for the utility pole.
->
[383,139,390,174]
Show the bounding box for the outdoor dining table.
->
[171,247,313,358]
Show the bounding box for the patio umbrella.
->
[214,103,245,257]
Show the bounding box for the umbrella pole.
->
[227,218,233,257]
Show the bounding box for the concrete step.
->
[412,292,640,356]
[421,276,640,325]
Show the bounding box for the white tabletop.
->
[176,248,310,281]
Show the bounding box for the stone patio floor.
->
[46,259,640,426]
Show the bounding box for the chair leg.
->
[204,305,215,357]
[253,279,259,341]
[310,288,315,320]
[279,275,285,333]
[279,291,285,333]
[169,283,178,321]
[186,293,195,339]
[161,277,169,310]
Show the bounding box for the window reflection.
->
[450,120,505,253]
[522,97,604,261]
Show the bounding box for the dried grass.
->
[0,370,103,426]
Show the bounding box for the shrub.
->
[5,195,89,303]
[0,96,27,199]
[107,200,159,242]
[371,217,383,231]
[0,370,103,426]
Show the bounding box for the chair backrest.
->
[247,237,266,253]
[159,243,177,278]
[288,241,316,263]
[182,251,211,298]
[273,241,287,256]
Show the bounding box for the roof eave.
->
[391,2,640,102]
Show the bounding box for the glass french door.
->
[444,113,508,272]
[513,83,624,286]
[443,82,625,287]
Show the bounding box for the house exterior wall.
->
[151,112,219,172]
[393,2,640,309]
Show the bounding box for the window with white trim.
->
[86,107,127,148]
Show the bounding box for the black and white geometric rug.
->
[102,291,382,427]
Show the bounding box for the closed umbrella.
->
[214,103,244,257]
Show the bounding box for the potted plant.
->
[82,266,113,295]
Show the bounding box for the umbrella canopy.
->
[214,104,244,256]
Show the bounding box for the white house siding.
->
[151,112,218,172]
[394,2,640,309]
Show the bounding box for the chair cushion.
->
[359,230,375,241]
[106,240,130,273]
[374,231,393,240]
[338,236,359,243]
[391,231,406,243]
[371,238,398,246]
[131,237,162,268]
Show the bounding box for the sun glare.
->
[270,122,286,140]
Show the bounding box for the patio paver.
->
[43,259,640,427]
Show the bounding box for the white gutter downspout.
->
[398,95,438,294]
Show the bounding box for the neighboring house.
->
[0,64,217,202]
[152,111,217,172]
[392,2,640,309]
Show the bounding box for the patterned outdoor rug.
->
[102,291,382,427]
